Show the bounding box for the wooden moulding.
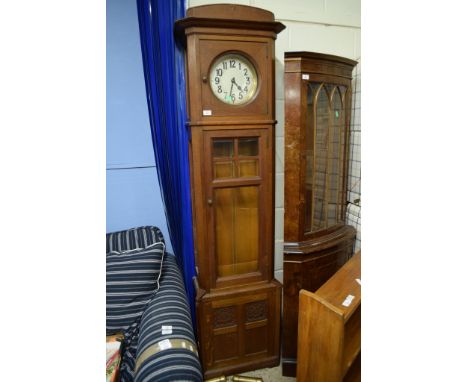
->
[175,4,286,40]
[284,51,357,79]
[284,225,356,256]
[187,4,275,21]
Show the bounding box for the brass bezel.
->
[208,52,259,106]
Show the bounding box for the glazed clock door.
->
[204,129,271,289]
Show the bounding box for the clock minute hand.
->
[229,77,239,102]
[229,80,234,101]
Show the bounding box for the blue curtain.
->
[136,0,196,325]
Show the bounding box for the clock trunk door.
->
[204,129,271,289]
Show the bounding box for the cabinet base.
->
[196,280,282,380]
[281,358,297,377]
[282,225,356,378]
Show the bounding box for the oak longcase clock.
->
[175,4,285,379]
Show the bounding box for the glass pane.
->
[215,187,259,277]
[327,87,343,227]
[213,139,234,158]
[339,86,348,103]
[238,137,258,156]
[312,85,329,231]
[214,161,234,179]
[239,159,258,177]
[304,83,319,233]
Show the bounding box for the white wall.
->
[347,62,361,251]
[187,0,361,282]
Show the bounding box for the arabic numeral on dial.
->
[244,68,248,76]
[246,77,250,85]
[244,86,248,92]
[238,62,242,70]
[223,62,227,70]
[231,94,236,102]
[230,60,236,68]
[217,86,222,93]
[238,92,243,100]
[215,77,220,84]
[216,69,223,76]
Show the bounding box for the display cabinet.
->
[282,51,357,376]
[175,5,285,379]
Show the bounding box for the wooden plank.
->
[315,251,361,321]
[297,290,344,382]
[296,251,361,381]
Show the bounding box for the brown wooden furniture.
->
[175,5,285,379]
[282,51,357,376]
[297,251,361,382]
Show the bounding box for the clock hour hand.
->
[231,77,242,91]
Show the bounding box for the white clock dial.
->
[209,53,258,105]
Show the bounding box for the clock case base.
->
[195,280,282,380]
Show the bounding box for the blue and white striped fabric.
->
[120,329,138,382]
[106,226,165,254]
[106,233,165,382]
[106,242,165,334]
[106,226,201,381]
[135,254,203,382]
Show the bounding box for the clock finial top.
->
[175,4,285,38]
[186,4,274,22]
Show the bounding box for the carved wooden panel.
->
[245,300,267,323]
[213,306,237,328]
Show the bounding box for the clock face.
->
[209,53,258,105]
